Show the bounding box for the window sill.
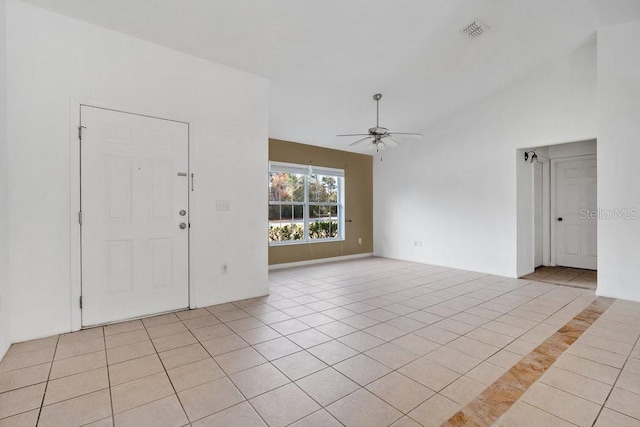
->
[269,237,345,247]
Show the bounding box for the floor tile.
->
[226,317,265,333]
[103,320,144,336]
[191,401,266,427]
[253,337,302,361]
[0,382,46,419]
[616,370,640,395]
[200,333,248,357]
[50,350,105,380]
[391,333,440,356]
[327,388,402,427]
[338,331,385,352]
[605,387,640,420]
[146,321,188,340]
[364,323,407,341]
[108,354,164,386]
[167,358,225,392]
[466,361,507,386]
[182,315,221,331]
[522,382,601,427]
[229,363,290,398]
[0,409,39,427]
[0,362,50,393]
[540,365,612,404]
[365,342,418,369]
[141,313,180,328]
[414,325,459,345]
[440,375,487,406]
[190,324,234,341]
[398,358,460,391]
[366,371,435,413]
[43,367,108,405]
[307,339,358,365]
[296,367,360,406]
[426,346,482,374]
[250,383,320,427]
[237,326,281,345]
[214,347,267,374]
[38,389,111,427]
[494,400,576,427]
[111,372,174,414]
[289,409,342,427]
[272,351,327,381]
[287,329,332,348]
[113,395,188,427]
[315,320,357,338]
[56,337,106,360]
[553,353,620,385]
[106,340,156,365]
[178,377,245,422]
[104,330,148,350]
[408,393,461,427]
[269,319,310,335]
[151,331,198,352]
[334,354,392,386]
[595,408,640,427]
[158,343,210,369]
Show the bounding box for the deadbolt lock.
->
[179,210,186,216]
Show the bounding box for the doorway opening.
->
[517,139,597,285]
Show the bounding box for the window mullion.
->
[303,174,310,241]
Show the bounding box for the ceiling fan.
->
[337,93,423,151]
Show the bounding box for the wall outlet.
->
[215,200,231,211]
[414,240,422,247]
[358,237,362,245]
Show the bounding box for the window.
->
[268,162,344,245]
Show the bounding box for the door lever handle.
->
[557,217,563,222]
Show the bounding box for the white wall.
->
[597,20,640,302]
[374,39,597,278]
[6,0,268,342]
[0,0,12,357]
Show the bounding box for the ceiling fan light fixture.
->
[376,141,385,150]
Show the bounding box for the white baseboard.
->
[269,253,374,271]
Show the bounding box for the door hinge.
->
[79,295,83,309]
[78,211,83,225]
[78,125,86,141]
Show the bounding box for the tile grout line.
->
[34,335,60,426]
[590,328,640,426]
[440,296,615,427]
[102,326,116,425]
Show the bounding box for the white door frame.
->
[550,154,597,267]
[69,99,194,331]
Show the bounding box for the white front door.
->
[554,157,597,270]
[80,106,189,326]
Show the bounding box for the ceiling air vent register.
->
[460,19,490,39]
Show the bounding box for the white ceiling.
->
[20,0,640,153]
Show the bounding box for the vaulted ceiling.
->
[20,0,640,152]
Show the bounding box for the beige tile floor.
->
[523,266,597,290]
[0,257,638,426]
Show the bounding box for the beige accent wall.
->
[269,139,373,265]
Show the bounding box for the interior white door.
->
[81,106,189,326]
[555,157,597,270]
[534,161,543,267]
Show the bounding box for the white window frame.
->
[269,161,345,246]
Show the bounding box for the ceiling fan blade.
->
[337,133,371,137]
[387,132,423,139]
[383,136,399,147]
[349,136,373,146]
